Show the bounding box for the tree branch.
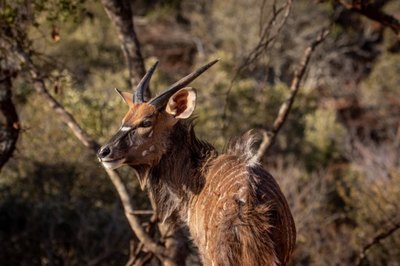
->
[0,73,20,171]
[101,0,149,96]
[0,31,21,172]
[105,168,168,259]
[254,29,329,161]
[32,78,101,152]
[336,0,400,38]
[356,220,400,266]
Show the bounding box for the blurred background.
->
[1,0,399,265]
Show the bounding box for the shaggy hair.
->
[136,121,296,266]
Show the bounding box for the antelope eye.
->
[140,120,152,128]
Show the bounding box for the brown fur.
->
[135,121,295,265]
[100,102,296,265]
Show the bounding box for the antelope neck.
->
[147,122,217,220]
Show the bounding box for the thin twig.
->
[125,240,138,266]
[222,0,293,130]
[254,29,330,161]
[236,0,293,77]
[356,220,400,266]
[129,210,154,215]
[133,252,153,266]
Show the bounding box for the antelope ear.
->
[115,88,134,106]
[165,87,196,119]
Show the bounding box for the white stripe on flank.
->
[215,164,243,191]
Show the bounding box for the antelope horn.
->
[134,61,159,103]
[149,59,219,109]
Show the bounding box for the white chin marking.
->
[102,159,124,170]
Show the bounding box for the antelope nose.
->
[98,146,111,159]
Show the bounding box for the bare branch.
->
[105,168,168,259]
[236,0,293,78]
[254,29,329,161]
[132,252,153,266]
[129,210,154,215]
[33,78,101,151]
[356,220,400,266]
[336,0,400,38]
[0,33,21,171]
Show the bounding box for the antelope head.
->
[97,60,218,170]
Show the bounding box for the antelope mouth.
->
[99,158,125,170]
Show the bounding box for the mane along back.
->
[225,130,261,166]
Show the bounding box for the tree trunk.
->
[101,0,150,98]
[0,73,19,171]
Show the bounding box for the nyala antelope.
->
[98,60,296,266]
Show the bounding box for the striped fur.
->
[140,122,296,265]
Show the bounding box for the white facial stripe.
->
[120,126,132,132]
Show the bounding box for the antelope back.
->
[187,133,296,265]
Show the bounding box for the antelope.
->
[97,60,296,266]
